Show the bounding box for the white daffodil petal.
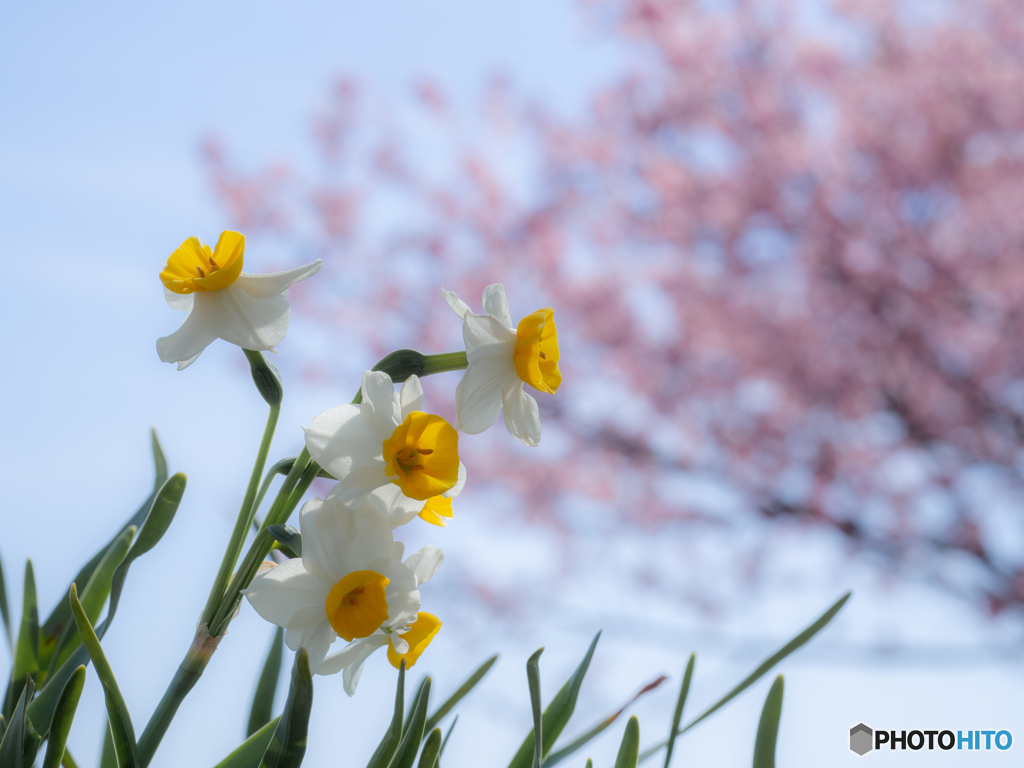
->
[176,352,203,371]
[342,634,389,695]
[300,619,337,672]
[234,260,322,299]
[156,292,221,366]
[442,463,467,499]
[390,634,410,655]
[243,559,328,628]
[502,378,542,447]
[399,375,425,418]
[164,287,194,311]
[317,634,374,676]
[363,485,423,529]
[443,287,472,318]
[482,283,513,328]
[360,371,402,437]
[285,606,330,651]
[325,465,391,505]
[304,404,382,480]
[382,560,421,629]
[215,284,291,351]
[300,497,394,584]
[463,312,517,353]
[404,545,444,586]
[455,352,516,434]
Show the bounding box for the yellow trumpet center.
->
[160,230,245,295]
[382,412,460,501]
[387,612,442,669]
[513,308,561,394]
[324,570,390,642]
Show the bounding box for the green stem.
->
[200,395,280,629]
[136,627,221,767]
[208,448,320,636]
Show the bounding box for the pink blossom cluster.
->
[205,0,1024,617]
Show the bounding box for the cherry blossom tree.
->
[205,0,1024,618]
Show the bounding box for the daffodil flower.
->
[243,496,443,694]
[156,231,321,370]
[304,371,466,527]
[444,284,561,446]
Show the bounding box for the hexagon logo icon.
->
[850,723,873,756]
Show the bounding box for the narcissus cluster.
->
[157,232,561,693]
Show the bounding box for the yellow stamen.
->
[324,570,390,642]
[513,308,561,394]
[418,496,455,527]
[382,412,460,501]
[387,612,442,669]
[160,230,246,295]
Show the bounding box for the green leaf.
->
[100,719,117,768]
[0,674,34,768]
[151,427,169,490]
[389,676,431,768]
[213,717,281,768]
[638,592,851,764]
[106,473,187,629]
[614,717,640,768]
[663,655,695,768]
[0,549,11,651]
[258,648,314,768]
[417,728,442,768]
[248,628,284,738]
[47,527,135,678]
[424,655,497,735]
[41,665,85,768]
[5,560,39,719]
[544,676,668,767]
[438,715,457,762]
[62,746,82,768]
[752,677,784,768]
[366,660,405,768]
[508,632,601,768]
[39,433,170,673]
[526,649,544,768]
[266,526,302,559]
[69,584,137,768]
[586,761,593,768]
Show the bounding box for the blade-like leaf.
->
[389,676,432,768]
[69,584,137,768]
[424,655,497,735]
[0,550,11,651]
[106,473,186,628]
[0,675,34,768]
[99,720,117,768]
[266,526,302,559]
[5,560,39,719]
[438,715,457,763]
[258,648,314,768]
[417,728,442,768]
[151,428,169,489]
[638,593,850,763]
[752,677,784,768]
[586,761,593,768]
[41,665,86,768]
[47,527,135,678]
[663,655,695,768]
[526,649,544,768]
[509,632,601,768]
[62,747,82,768]
[544,676,667,767]
[366,660,405,768]
[39,431,169,672]
[248,628,284,738]
[614,717,640,768]
[213,717,281,768]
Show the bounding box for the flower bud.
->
[244,349,283,407]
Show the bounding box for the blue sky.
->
[2,1,1022,766]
